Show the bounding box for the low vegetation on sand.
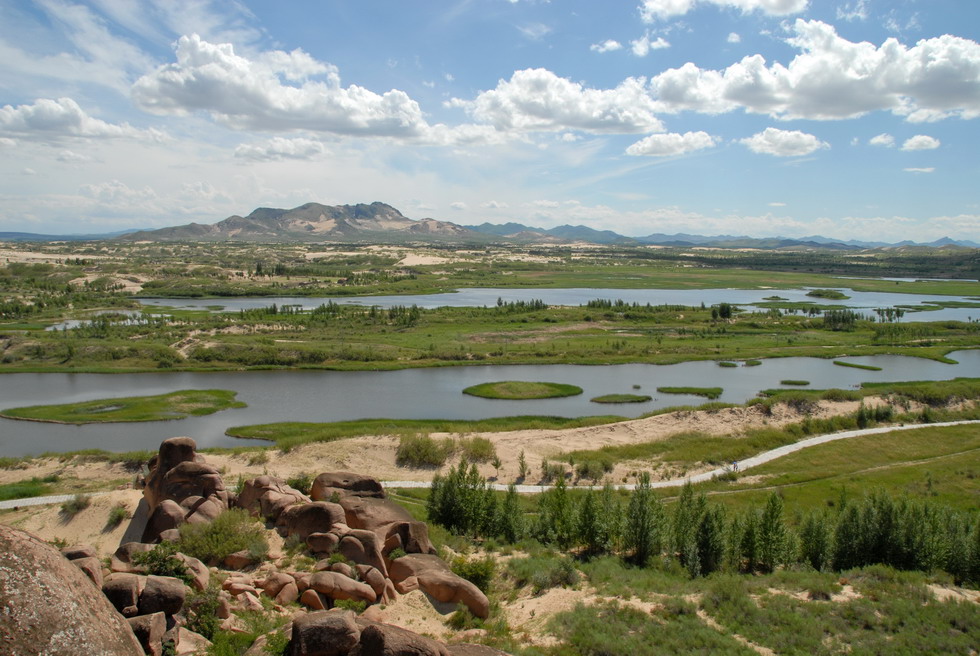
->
[462,381,583,400]
[657,386,723,400]
[590,394,652,404]
[0,389,245,424]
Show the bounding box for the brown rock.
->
[339,530,387,576]
[301,588,329,611]
[277,502,347,541]
[71,555,105,588]
[237,475,310,522]
[261,571,295,598]
[309,571,377,604]
[310,472,386,500]
[104,572,142,617]
[225,581,258,596]
[355,622,452,656]
[291,609,361,656]
[128,611,167,656]
[176,553,210,592]
[141,499,186,543]
[337,496,435,556]
[111,541,156,574]
[388,555,489,618]
[61,544,98,560]
[224,549,258,570]
[356,565,387,600]
[318,561,353,579]
[176,627,212,655]
[308,531,341,555]
[417,570,490,619]
[139,575,187,617]
[275,581,300,605]
[0,525,143,656]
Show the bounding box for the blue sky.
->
[1,0,978,241]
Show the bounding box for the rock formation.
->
[0,524,144,656]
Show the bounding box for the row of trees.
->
[427,463,980,585]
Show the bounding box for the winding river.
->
[0,350,977,456]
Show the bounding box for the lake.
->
[136,286,980,323]
[0,350,976,456]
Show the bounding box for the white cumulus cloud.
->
[590,40,623,53]
[626,131,719,156]
[740,127,829,156]
[901,135,941,150]
[134,35,433,139]
[0,97,162,141]
[727,32,742,44]
[449,68,664,134]
[234,137,326,161]
[640,0,808,22]
[631,32,671,57]
[647,20,980,122]
[869,133,895,147]
[904,167,935,173]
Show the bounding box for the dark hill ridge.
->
[10,200,968,248]
[120,202,474,242]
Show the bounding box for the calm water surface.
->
[137,286,980,322]
[0,350,976,456]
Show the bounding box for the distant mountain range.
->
[2,202,977,249]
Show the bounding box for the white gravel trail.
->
[2,420,976,508]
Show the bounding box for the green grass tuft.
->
[462,380,583,400]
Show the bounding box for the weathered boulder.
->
[290,609,361,656]
[61,543,98,561]
[142,437,204,511]
[138,575,186,617]
[354,622,452,656]
[103,572,143,617]
[237,475,310,522]
[308,531,341,555]
[224,550,259,570]
[111,542,156,574]
[277,502,346,541]
[301,588,329,611]
[309,571,377,604]
[72,554,105,588]
[128,612,167,656]
[0,525,144,656]
[338,529,387,577]
[260,571,296,599]
[388,554,489,619]
[176,552,210,592]
[141,437,231,543]
[310,472,386,500]
[276,581,300,605]
[338,496,435,556]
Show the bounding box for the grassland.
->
[1,240,978,374]
[0,389,245,424]
[657,386,724,399]
[590,394,652,404]
[463,381,583,400]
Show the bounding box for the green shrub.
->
[178,508,269,565]
[458,436,496,463]
[185,585,222,640]
[507,554,579,593]
[446,603,484,630]
[285,472,313,495]
[334,599,367,613]
[395,434,454,468]
[132,541,192,584]
[576,458,613,482]
[451,555,496,593]
[60,493,90,518]
[106,503,130,529]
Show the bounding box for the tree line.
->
[427,463,980,585]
